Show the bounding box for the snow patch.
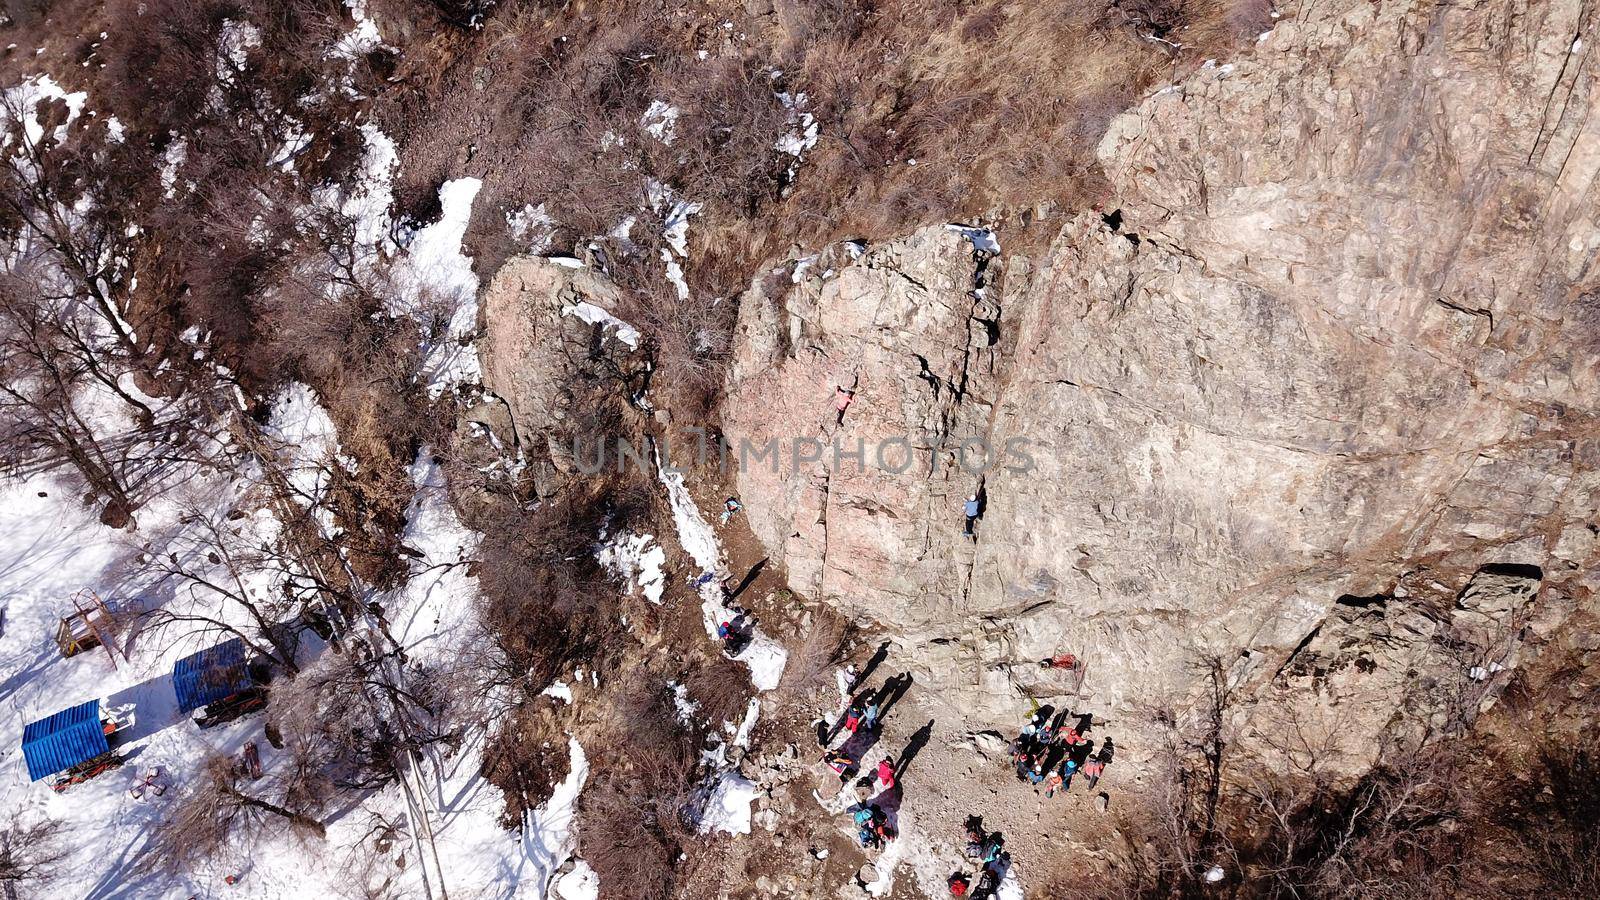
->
[597,531,666,603]
[656,453,787,691]
[2,74,88,150]
[555,861,601,900]
[345,124,398,258]
[641,100,679,143]
[562,300,641,350]
[508,202,556,251]
[698,771,760,836]
[946,224,1000,254]
[732,698,760,748]
[669,680,699,724]
[262,382,345,508]
[333,15,384,59]
[393,177,484,395]
[160,137,188,198]
[216,19,261,88]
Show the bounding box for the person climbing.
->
[948,871,972,896]
[1039,653,1079,670]
[834,386,856,425]
[963,494,981,537]
[720,496,743,524]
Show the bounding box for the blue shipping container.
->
[21,700,109,781]
[172,638,253,713]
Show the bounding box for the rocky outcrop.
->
[720,0,1600,755]
[479,257,641,494]
[722,233,1006,629]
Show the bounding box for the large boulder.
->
[479,256,642,494]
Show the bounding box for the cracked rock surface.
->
[716,0,1600,759]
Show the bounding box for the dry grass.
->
[355,0,1268,409]
[776,604,850,701]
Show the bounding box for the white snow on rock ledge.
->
[698,771,761,836]
[562,300,641,349]
[655,452,788,691]
[946,224,1001,254]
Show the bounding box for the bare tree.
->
[0,815,66,900]
[137,505,323,674]
[0,88,187,525]
[151,752,325,874]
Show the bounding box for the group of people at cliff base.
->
[1011,704,1112,798]
[817,663,918,850]
[945,816,1011,898]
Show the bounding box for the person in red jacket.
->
[834,386,856,425]
[948,872,971,896]
[874,757,897,791]
[1082,757,1105,790]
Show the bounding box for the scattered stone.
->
[971,730,1010,756]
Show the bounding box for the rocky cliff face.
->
[717,0,1600,770]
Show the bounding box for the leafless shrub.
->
[479,703,569,828]
[776,605,849,701]
[1506,737,1600,895]
[135,505,314,673]
[681,655,754,730]
[0,815,67,898]
[578,674,700,900]
[337,833,406,900]
[266,648,440,795]
[151,752,326,875]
